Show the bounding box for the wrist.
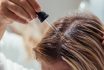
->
[0,15,13,25]
[0,23,7,40]
[0,16,9,39]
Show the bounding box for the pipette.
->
[37,11,68,42]
[36,11,57,31]
[36,11,70,52]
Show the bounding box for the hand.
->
[0,0,41,24]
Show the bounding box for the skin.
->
[41,59,71,70]
[0,0,104,69]
[0,0,41,39]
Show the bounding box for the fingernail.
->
[27,17,32,22]
[36,8,41,12]
[26,19,30,23]
[21,21,28,24]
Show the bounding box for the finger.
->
[3,8,28,24]
[9,0,37,19]
[7,1,31,21]
[27,0,41,12]
[19,0,37,19]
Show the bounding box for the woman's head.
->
[34,12,104,70]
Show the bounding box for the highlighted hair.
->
[34,12,104,70]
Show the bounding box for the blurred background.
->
[0,0,104,70]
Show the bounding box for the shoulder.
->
[0,52,33,70]
[0,52,6,70]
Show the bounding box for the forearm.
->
[0,15,12,40]
[0,23,7,39]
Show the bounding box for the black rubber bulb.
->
[36,11,49,22]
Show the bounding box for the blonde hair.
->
[34,12,104,70]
